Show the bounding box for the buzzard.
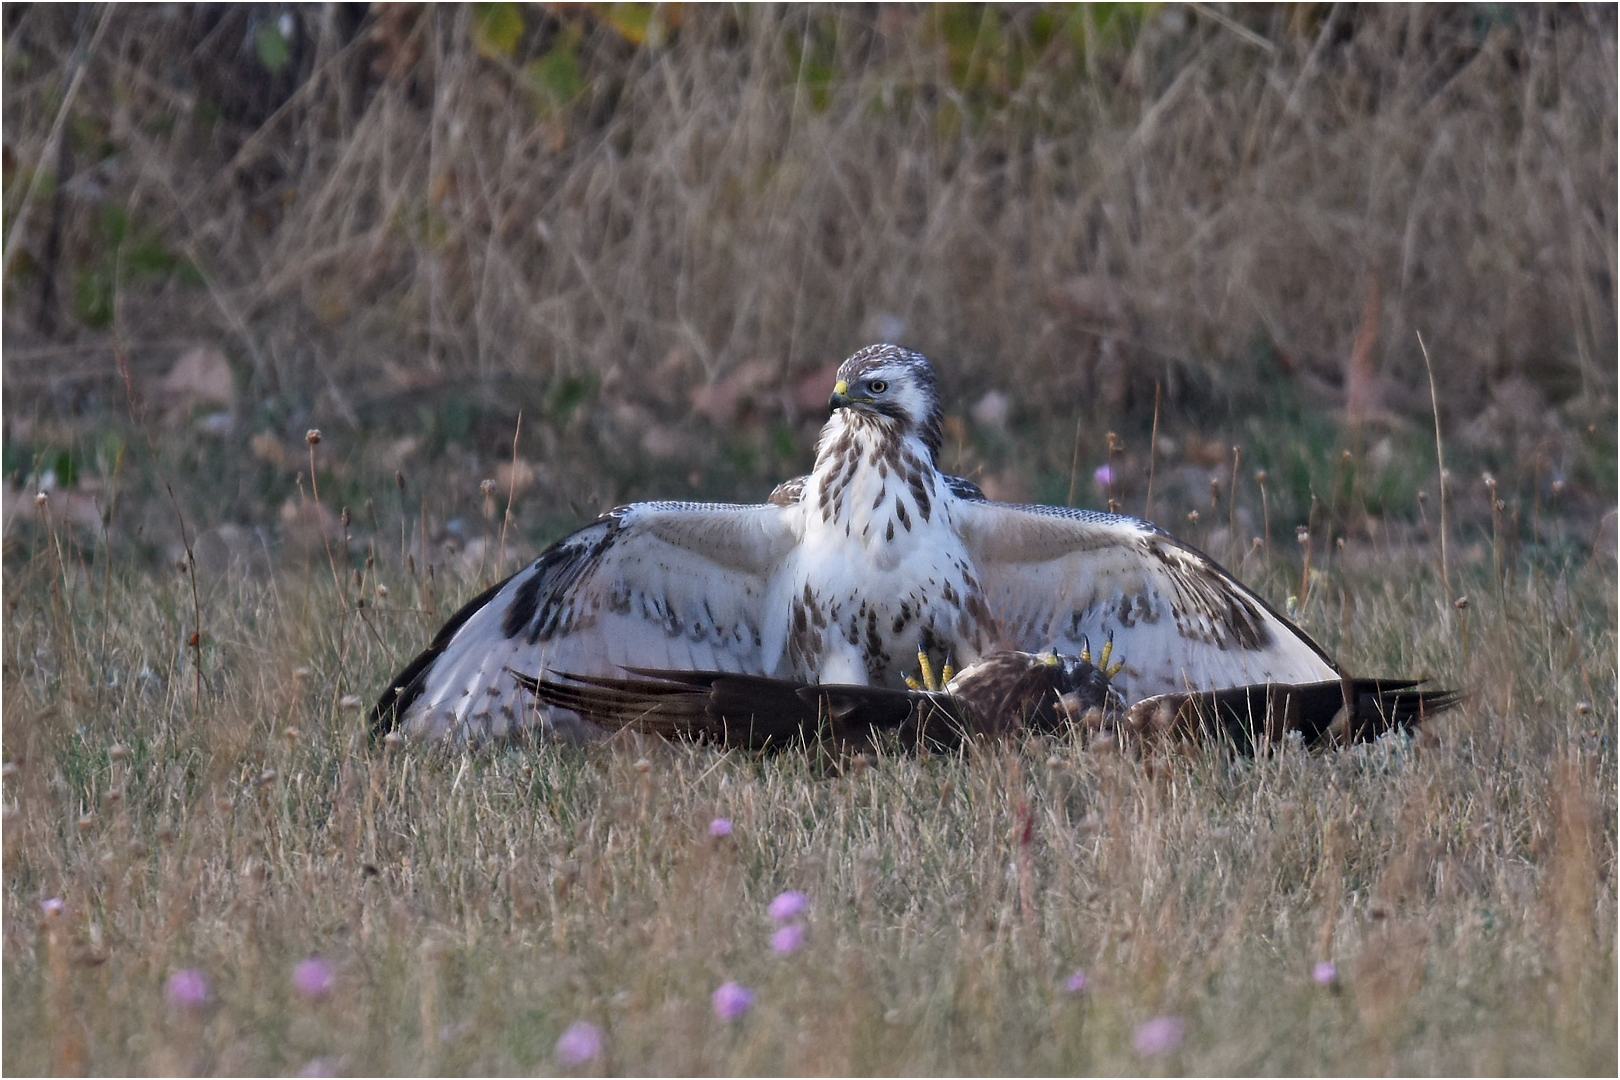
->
[375,344,1448,748]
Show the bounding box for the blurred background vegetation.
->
[3,3,1615,576]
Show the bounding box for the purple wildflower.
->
[292,957,334,1001]
[712,981,755,1021]
[708,818,733,838]
[771,924,806,955]
[554,1021,604,1067]
[1064,970,1089,995]
[1093,464,1115,491]
[767,890,808,921]
[165,968,211,1011]
[1312,961,1339,987]
[40,897,65,918]
[297,1058,340,1078]
[1133,1016,1184,1058]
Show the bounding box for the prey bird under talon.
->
[375,344,1461,751]
[518,655,1459,755]
[514,650,1123,753]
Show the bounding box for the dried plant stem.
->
[164,483,204,718]
[1145,381,1161,521]
[1065,411,1084,508]
[307,432,349,612]
[1228,445,1242,567]
[497,410,523,582]
[1417,332,1452,602]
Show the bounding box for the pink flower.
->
[292,957,334,1001]
[165,968,211,1011]
[767,890,808,921]
[554,1020,604,1067]
[712,981,754,1020]
[1093,464,1115,491]
[1133,1016,1184,1058]
[708,818,733,837]
[1312,961,1338,987]
[1064,970,1089,994]
[770,924,805,955]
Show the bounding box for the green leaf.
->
[524,31,585,114]
[474,2,526,60]
[591,3,654,47]
[74,266,113,329]
[546,374,597,422]
[255,21,291,73]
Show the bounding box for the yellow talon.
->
[939,660,955,686]
[904,674,922,691]
[1097,635,1125,678]
[1078,636,1093,666]
[916,648,937,692]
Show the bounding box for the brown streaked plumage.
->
[512,650,1123,753]
[516,653,1460,756]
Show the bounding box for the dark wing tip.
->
[371,574,514,740]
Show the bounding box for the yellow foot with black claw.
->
[905,644,947,692]
[1078,634,1125,678]
[1096,633,1125,678]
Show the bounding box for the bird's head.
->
[827,345,943,461]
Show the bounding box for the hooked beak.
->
[828,379,852,411]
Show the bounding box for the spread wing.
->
[955,502,1341,700]
[374,500,798,746]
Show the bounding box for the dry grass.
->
[3,7,1615,538]
[2,491,1614,1074]
[2,6,1616,1075]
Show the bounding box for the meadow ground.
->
[1,487,1614,1075]
[2,5,1616,1075]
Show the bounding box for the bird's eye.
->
[868,379,888,394]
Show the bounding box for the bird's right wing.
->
[374,500,798,746]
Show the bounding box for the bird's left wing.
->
[374,500,798,746]
[955,502,1340,700]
